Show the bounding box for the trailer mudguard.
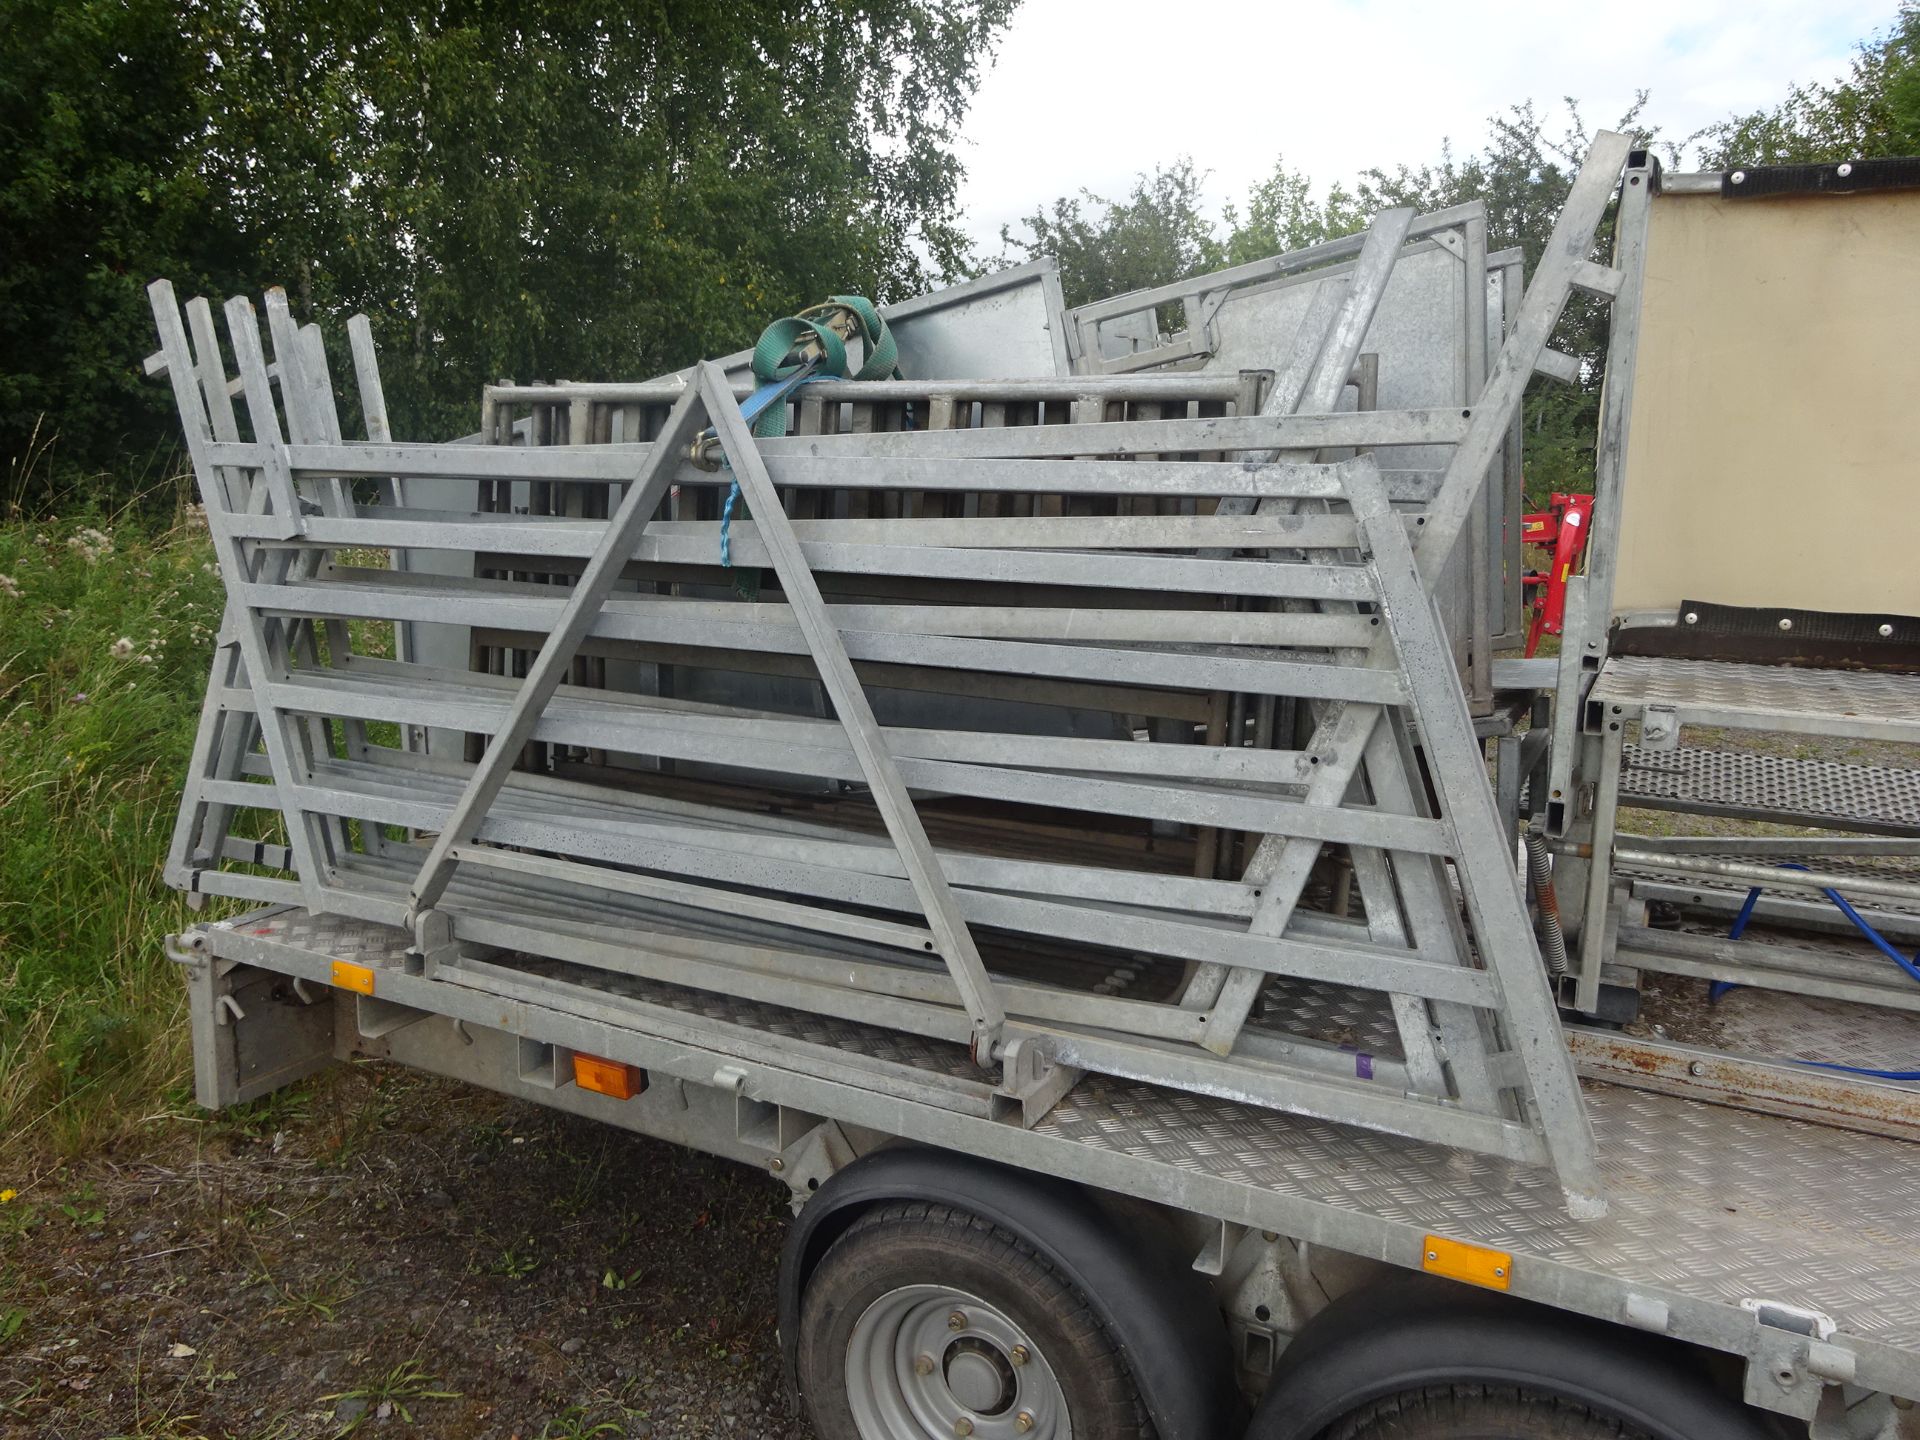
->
[778,1145,1242,1440]
[1247,1273,1780,1440]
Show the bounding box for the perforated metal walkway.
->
[1620,744,1920,834]
[1593,656,1920,744]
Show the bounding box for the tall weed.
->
[0,490,225,1156]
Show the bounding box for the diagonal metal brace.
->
[1347,456,1606,1216]
[406,378,709,920]
[697,360,1009,1064]
[1416,130,1634,582]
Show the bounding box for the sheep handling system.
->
[149,133,1920,1440]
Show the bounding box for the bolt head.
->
[1838,162,1854,177]
[1731,170,1746,184]
[1010,1344,1029,1366]
[1880,623,1895,638]
[1778,617,1793,631]
[1684,611,1699,624]
[915,1353,935,1377]
[948,1310,968,1332]
[768,1157,784,1172]
[955,1419,975,1437]
[1015,1412,1036,1433]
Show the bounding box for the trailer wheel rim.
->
[845,1283,1072,1440]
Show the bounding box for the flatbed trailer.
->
[151,142,1920,1440]
[174,905,1920,1439]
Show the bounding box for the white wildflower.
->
[0,573,19,599]
[66,527,114,564]
[110,636,135,659]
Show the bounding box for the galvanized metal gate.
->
[150,132,1639,1213]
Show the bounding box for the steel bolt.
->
[1015,1412,1036,1433]
[1683,611,1698,625]
[1731,170,1746,184]
[955,1420,975,1437]
[1880,623,1895,638]
[915,1353,935,1377]
[768,1157,784,1172]
[948,1310,968,1332]
[1009,1344,1029,1366]
[1838,162,1854,177]
[1778,617,1793,631]
[1689,1060,1706,1077]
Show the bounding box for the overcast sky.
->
[953,0,1894,253]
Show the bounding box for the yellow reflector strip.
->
[330,960,375,995]
[1422,1233,1512,1290]
[573,1052,645,1101]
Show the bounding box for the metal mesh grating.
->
[1620,744,1920,833]
[1593,656,1920,737]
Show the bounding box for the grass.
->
[0,475,231,1161]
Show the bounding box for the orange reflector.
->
[1422,1233,1512,1290]
[573,1052,645,1101]
[329,960,375,995]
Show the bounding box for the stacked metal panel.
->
[1066,209,1553,706]
[149,132,1639,1212]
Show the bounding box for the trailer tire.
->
[1327,1384,1653,1440]
[796,1200,1152,1440]
[1247,1274,1777,1440]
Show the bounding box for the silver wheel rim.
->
[844,1283,1073,1440]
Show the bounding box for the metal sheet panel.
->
[1611,188,1920,619]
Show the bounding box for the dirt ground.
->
[0,1064,817,1440]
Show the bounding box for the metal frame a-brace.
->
[397,369,1012,1064]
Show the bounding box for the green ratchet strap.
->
[746,296,899,432]
[715,294,903,598]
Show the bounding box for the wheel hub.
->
[944,1337,1017,1414]
[845,1283,1072,1439]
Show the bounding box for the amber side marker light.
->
[573,1052,647,1101]
[1421,1233,1512,1290]
[330,960,376,996]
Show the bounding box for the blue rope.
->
[719,458,742,569]
[719,365,824,571]
[1712,862,1920,1078]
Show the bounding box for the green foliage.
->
[1218,158,1367,267]
[0,499,227,1156]
[1698,4,1920,165]
[2,1,1017,492]
[0,0,249,486]
[998,159,1225,310]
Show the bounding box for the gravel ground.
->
[0,1064,817,1440]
